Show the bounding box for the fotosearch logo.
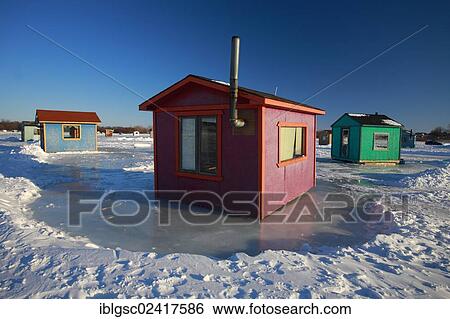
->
[67,190,410,227]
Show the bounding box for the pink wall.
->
[152,82,318,219]
[262,107,316,218]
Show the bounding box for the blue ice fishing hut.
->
[35,109,101,153]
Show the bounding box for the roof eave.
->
[263,98,325,115]
[139,75,231,111]
[139,75,325,115]
[360,124,403,128]
[37,120,101,124]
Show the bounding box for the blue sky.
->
[1,0,449,131]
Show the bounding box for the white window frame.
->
[373,132,389,150]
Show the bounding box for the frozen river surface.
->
[0,133,449,298]
[1,134,447,258]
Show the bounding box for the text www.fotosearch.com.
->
[99,301,352,317]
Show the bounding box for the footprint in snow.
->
[151,276,187,297]
[113,274,125,285]
[167,254,179,261]
[95,265,106,288]
[15,253,34,273]
[200,274,232,284]
[189,274,204,281]
[422,261,447,271]
[113,248,121,259]
[275,281,293,291]
[248,289,259,298]
[365,257,404,275]
[219,286,245,298]
[152,285,176,297]
[355,288,382,299]
[217,260,242,273]
[128,268,145,277]
[343,272,372,290]
[254,259,285,274]
[252,274,273,286]
[422,281,437,289]
[64,266,87,286]
[318,256,335,265]
[299,288,313,299]
[115,259,131,270]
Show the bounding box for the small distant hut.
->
[21,121,40,142]
[401,129,416,148]
[317,130,332,145]
[35,109,101,153]
[331,113,402,164]
[133,131,140,137]
[105,129,114,137]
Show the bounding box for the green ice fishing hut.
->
[331,113,402,164]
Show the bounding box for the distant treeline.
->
[1,120,447,140]
[416,125,450,142]
[97,126,152,134]
[0,120,21,131]
[0,120,152,135]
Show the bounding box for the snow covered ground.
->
[0,133,449,298]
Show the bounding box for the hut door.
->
[341,128,349,158]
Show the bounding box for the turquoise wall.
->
[42,123,97,153]
[331,115,361,162]
[401,129,416,148]
[331,127,340,158]
[331,126,361,161]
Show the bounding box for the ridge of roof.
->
[332,112,402,127]
[188,74,325,113]
[139,74,325,115]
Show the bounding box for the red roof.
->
[139,74,325,115]
[35,109,101,123]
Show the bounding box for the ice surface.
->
[0,133,449,298]
[13,136,387,257]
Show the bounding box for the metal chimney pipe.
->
[229,36,245,128]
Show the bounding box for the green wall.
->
[359,126,401,162]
